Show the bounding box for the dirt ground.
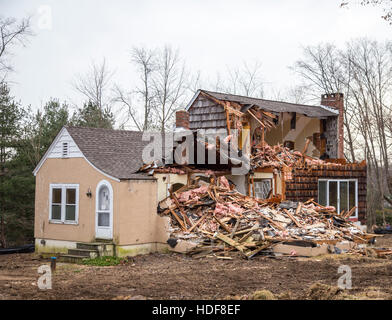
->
[1,236,392,300]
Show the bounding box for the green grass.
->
[81,256,127,266]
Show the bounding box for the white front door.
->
[96,180,113,239]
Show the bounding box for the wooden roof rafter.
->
[199,90,277,132]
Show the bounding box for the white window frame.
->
[318,179,358,218]
[95,180,113,239]
[49,184,79,224]
[253,178,274,199]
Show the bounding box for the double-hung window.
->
[49,184,79,224]
[318,179,358,218]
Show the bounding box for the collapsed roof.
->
[186,89,339,119]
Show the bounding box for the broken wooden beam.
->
[215,233,247,254]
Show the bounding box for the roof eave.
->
[185,89,201,111]
[32,126,67,176]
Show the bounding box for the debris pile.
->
[251,142,338,169]
[347,247,392,259]
[160,176,373,259]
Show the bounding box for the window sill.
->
[49,220,78,225]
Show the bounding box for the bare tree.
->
[152,46,188,132]
[114,47,157,131]
[73,58,114,110]
[346,39,392,199]
[222,61,264,98]
[0,16,32,82]
[292,43,357,162]
[285,85,310,104]
[269,85,310,105]
[186,70,203,95]
[293,39,392,226]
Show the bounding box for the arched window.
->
[99,186,110,211]
[96,180,113,239]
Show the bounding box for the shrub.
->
[81,256,127,266]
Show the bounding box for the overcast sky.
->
[1,0,391,112]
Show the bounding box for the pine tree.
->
[0,83,25,247]
[23,99,70,168]
[71,100,114,129]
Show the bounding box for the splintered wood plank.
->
[247,109,265,128]
[343,206,356,219]
[245,243,272,259]
[213,216,232,233]
[215,233,247,253]
[169,208,187,231]
[216,256,233,260]
[304,198,314,204]
[295,203,302,215]
[284,208,303,228]
[258,212,285,231]
[238,229,255,243]
[187,213,208,233]
[230,219,240,239]
[170,190,192,228]
[233,226,258,236]
[225,102,244,117]
[351,234,368,243]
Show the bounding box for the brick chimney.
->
[321,93,344,159]
[175,110,190,130]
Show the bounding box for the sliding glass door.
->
[318,179,358,218]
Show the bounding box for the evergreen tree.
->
[23,99,70,168]
[0,83,25,247]
[71,100,114,129]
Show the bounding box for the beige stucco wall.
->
[154,173,188,202]
[35,158,115,243]
[35,157,169,248]
[116,179,169,246]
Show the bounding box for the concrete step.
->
[76,242,115,256]
[58,254,86,264]
[76,242,102,250]
[68,248,99,258]
[95,238,113,244]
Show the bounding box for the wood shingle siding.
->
[188,97,228,130]
[284,164,367,223]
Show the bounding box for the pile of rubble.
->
[251,142,338,169]
[159,176,373,259]
[346,247,392,259]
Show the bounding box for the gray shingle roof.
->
[200,90,338,118]
[66,126,155,180]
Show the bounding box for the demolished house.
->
[137,90,369,257]
[146,90,366,223]
[33,89,369,260]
